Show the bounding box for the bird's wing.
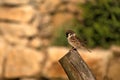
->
[76,36,86,46]
[76,36,91,53]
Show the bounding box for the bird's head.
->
[66,30,76,38]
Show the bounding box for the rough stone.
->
[31,13,41,28]
[111,45,120,53]
[0,0,30,5]
[20,78,38,80]
[0,38,8,77]
[0,22,37,37]
[51,13,73,26]
[28,37,42,48]
[0,6,36,23]
[70,0,86,3]
[57,4,67,11]
[3,34,28,46]
[39,25,53,38]
[39,0,60,14]
[0,44,44,78]
[42,47,68,78]
[107,56,120,80]
[41,15,51,25]
[66,3,79,13]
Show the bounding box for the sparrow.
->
[66,30,91,52]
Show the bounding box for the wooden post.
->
[59,49,96,80]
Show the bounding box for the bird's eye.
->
[66,33,69,37]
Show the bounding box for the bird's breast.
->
[68,36,81,48]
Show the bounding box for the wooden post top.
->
[59,49,96,80]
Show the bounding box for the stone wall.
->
[0,0,44,79]
[0,0,83,79]
[0,0,83,48]
[0,0,120,80]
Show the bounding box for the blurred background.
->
[0,0,120,80]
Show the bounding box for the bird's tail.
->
[80,42,92,53]
[86,48,91,53]
[82,46,91,53]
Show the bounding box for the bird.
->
[66,30,91,52]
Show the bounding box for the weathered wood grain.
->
[59,49,96,80]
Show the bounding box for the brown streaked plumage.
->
[66,30,91,52]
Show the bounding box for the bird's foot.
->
[69,47,77,53]
[71,47,77,51]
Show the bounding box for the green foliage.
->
[52,22,79,47]
[52,0,120,48]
